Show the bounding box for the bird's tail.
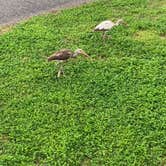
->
[94,28,99,31]
[48,55,56,62]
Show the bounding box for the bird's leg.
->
[102,31,107,43]
[57,69,61,78]
[57,62,65,77]
[60,65,65,75]
[61,60,67,76]
[103,31,107,39]
[57,63,62,77]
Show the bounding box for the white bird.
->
[94,19,124,39]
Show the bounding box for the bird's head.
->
[116,19,124,25]
[73,49,89,58]
[116,19,128,26]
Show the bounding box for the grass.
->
[0,0,166,165]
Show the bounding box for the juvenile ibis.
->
[94,19,124,40]
[48,49,89,77]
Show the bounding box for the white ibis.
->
[48,49,89,77]
[94,19,124,40]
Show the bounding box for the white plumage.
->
[94,20,117,31]
[94,19,124,40]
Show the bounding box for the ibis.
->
[94,19,124,40]
[48,49,89,77]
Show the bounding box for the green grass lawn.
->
[0,0,166,165]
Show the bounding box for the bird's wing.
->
[94,20,115,31]
[48,49,73,61]
[56,49,73,60]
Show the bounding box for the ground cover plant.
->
[0,0,166,165]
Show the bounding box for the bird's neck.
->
[115,21,119,26]
[72,52,79,58]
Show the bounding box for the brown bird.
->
[48,49,89,77]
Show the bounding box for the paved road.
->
[0,0,91,25]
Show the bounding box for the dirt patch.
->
[0,134,10,144]
[134,30,162,41]
[148,0,166,8]
[0,25,13,35]
[160,33,166,40]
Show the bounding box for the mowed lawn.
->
[0,0,166,165]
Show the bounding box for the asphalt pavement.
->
[0,0,91,25]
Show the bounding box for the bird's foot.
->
[57,70,65,78]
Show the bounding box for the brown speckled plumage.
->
[48,49,74,61]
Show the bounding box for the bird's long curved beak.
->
[80,50,89,58]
